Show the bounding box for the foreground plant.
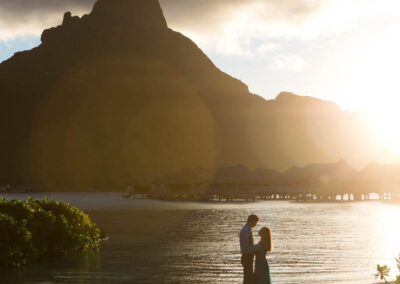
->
[375,264,391,283]
[375,254,400,284]
[0,198,104,268]
[395,254,400,284]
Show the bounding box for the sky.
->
[1,0,400,116]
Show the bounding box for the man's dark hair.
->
[247,214,259,224]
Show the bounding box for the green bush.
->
[0,198,103,268]
[0,214,35,267]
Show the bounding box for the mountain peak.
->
[274,91,342,113]
[276,91,297,99]
[91,0,167,28]
[41,0,167,45]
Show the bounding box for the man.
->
[239,214,262,284]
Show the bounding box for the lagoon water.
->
[1,193,400,283]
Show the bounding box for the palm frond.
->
[375,264,391,281]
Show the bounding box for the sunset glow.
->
[335,27,400,153]
[2,1,400,283]
[367,104,400,154]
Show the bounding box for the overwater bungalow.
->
[135,161,400,202]
[152,164,283,201]
[355,163,400,200]
[281,160,360,200]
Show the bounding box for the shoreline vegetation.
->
[3,162,395,203]
[3,162,400,197]
[0,198,105,268]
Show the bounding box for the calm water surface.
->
[1,193,400,283]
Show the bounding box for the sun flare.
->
[367,103,400,153]
[338,27,400,154]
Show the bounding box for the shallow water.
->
[1,193,400,283]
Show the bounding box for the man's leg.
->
[241,254,254,284]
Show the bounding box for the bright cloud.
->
[1,0,400,56]
[162,0,400,56]
[0,0,94,40]
[269,54,305,72]
[257,43,279,56]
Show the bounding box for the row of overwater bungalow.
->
[128,161,400,202]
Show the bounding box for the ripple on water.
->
[1,193,400,283]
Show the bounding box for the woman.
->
[255,227,273,284]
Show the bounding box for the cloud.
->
[161,0,322,56]
[160,0,321,32]
[1,0,400,57]
[269,54,305,72]
[0,0,94,40]
[161,0,400,56]
[257,43,279,56]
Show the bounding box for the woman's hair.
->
[258,227,273,252]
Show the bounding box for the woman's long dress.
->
[254,249,272,284]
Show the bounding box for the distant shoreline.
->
[293,199,382,203]
[1,192,399,211]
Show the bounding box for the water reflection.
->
[1,193,400,283]
[372,204,400,275]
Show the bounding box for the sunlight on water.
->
[1,193,400,283]
[372,205,400,276]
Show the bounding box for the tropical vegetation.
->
[375,254,400,283]
[0,198,103,268]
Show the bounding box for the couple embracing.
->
[239,214,273,284]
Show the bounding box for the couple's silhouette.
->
[239,214,272,284]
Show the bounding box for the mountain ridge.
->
[0,0,377,190]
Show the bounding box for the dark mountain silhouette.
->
[0,0,378,190]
